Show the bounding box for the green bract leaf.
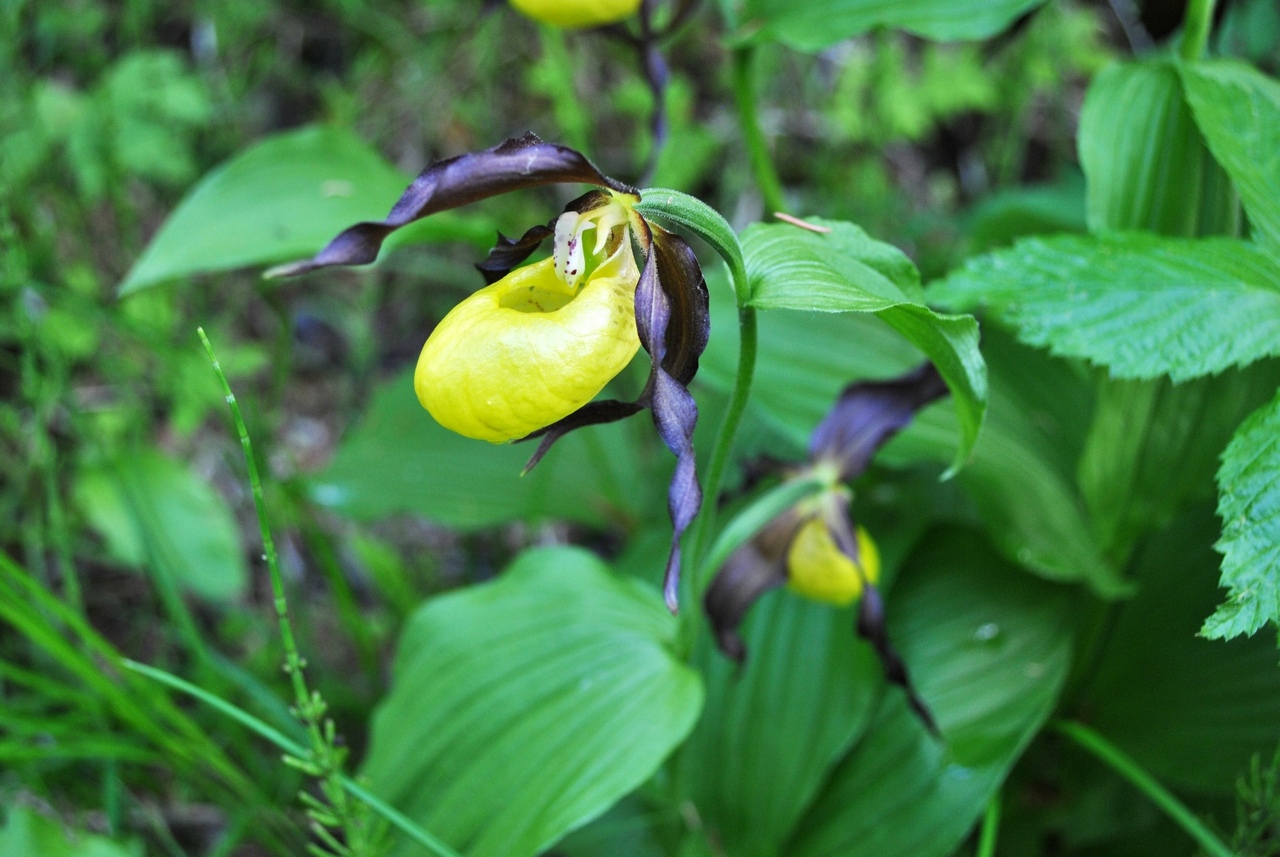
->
[361,547,703,857]
[1079,59,1237,235]
[637,187,746,290]
[1205,388,1280,639]
[308,370,657,529]
[734,0,1046,52]
[744,219,924,309]
[787,528,1075,857]
[1086,508,1280,790]
[931,233,1280,381]
[676,591,880,857]
[699,477,825,584]
[120,126,494,294]
[73,449,247,601]
[742,219,986,472]
[1181,60,1280,251]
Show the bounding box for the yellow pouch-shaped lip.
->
[415,251,641,443]
[786,518,881,606]
[508,0,642,28]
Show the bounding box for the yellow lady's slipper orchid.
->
[509,0,642,28]
[703,362,949,732]
[786,518,880,606]
[415,232,641,443]
[271,133,709,614]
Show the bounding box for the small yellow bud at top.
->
[786,519,881,606]
[508,0,643,28]
[414,244,640,443]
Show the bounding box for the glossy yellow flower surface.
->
[786,518,881,606]
[414,245,640,443]
[508,0,642,28]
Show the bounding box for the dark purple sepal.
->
[476,224,554,285]
[270,133,636,278]
[808,362,949,482]
[647,223,709,385]
[632,236,703,613]
[826,514,940,736]
[856,584,939,737]
[520,399,644,474]
[703,511,801,661]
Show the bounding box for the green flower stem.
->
[1179,0,1217,61]
[123,659,463,857]
[731,46,786,216]
[976,793,1001,857]
[688,304,757,597]
[1053,721,1233,857]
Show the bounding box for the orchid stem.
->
[1179,0,1217,61]
[1052,721,1233,857]
[688,304,756,598]
[731,46,786,216]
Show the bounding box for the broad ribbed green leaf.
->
[736,0,1046,51]
[1079,60,1238,235]
[1077,368,1280,566]
[675,592,880,857]
[742,219,986,472]
[1086,507,1280,790]
[1204,389,1280,639]
[120,126,494,294]
[1182,60,1280,251]
[786,528,1075,857]
[309,370,656,528]
[931,233,1280,381]
[362,547,703,857]
[73,449,247,601]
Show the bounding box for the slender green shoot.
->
[1054,720,1233,857]
[976,793,1001,857]
[198,327,379,857]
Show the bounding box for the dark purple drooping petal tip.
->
[270,133,636,278]
[703,512,801,661]
[846,564,940,737]
[519,399,644,474]
[809,362,950,481]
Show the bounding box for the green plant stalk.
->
[688,306,757,598]
[1179,0,1218,61]
[124,660,463,857]
[731,46,786,216]
[976,793,1001,857]
[1053,721,1233,857]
